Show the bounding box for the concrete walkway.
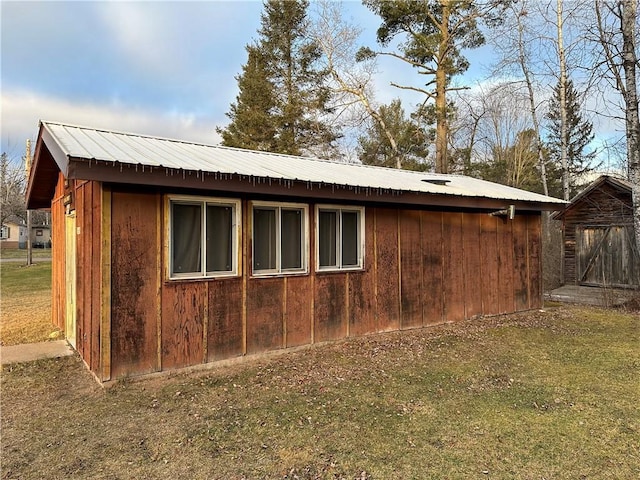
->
[0,340,74,365]
[545,285,636,307]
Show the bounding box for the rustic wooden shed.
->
[553,175,638,288]
[26,121,565,383]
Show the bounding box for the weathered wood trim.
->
[282,277,288,347]
[397,209,403,326]
[100,185,112,382]
[156,193,162,371]
[345,272,350,337]
[372,209,378,330]
[242,201,248,355]
[203,282,209,363]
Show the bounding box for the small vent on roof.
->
[421,179,450,186]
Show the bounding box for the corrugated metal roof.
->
[41,121,565,205]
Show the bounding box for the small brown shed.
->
[26,121,565,383]
[553,175,639,288]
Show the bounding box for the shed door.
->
[65,213,77,348]
[577,225,638,287]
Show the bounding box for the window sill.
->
[166,273,240,283]
[250,270,309,279]
[316,266,365,274]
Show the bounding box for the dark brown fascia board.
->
[68,158,564,212]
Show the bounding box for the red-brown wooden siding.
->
[58,187,544,380]
[560,182,634,285]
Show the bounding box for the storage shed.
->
[553,175,639,288]
[26,121,565,382]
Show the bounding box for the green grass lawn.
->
[1,305,638,479]
[0,247,52,260]
[0,261,57,345]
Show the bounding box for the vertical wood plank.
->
[462,213,482,319]
[528,215,543,309]
[349,207,376,337]
[399,210,423,328]
[497,217,515,314]
[285,275,312,347]
[246,277,284,354]
[421,211,444,325]
[161,282,205,369]
[91,182,102,374]
[375,208,400,331]
[242,200,248,354]
[314,274,347,342]
[156,194,162,370]
[100,186,111,381]
[480,215,500,316]
[208,278,243,361]
[512,216,530,311]
[442,212,465,322]
[110,191,159,378]
[76,182,85,359]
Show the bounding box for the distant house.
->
[0,216,27,249]
[553,175,638,288]
[26,121,565,383]
[31,223,52,248]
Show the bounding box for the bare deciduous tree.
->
[592,0,640,256]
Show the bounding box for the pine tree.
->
[217,46,277,151]
[361,0,507,174]
[358,100,431,171]
[546,79,597,195]
[218,0,337,157]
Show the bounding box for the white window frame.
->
[167,195,241,280]
[0,226,9,240]
[315,204,365,272]
[251,201,309,276]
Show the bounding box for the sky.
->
[1,0,501,161]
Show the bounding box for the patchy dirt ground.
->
[2,305,639,479]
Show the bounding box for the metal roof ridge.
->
[40,120,449,175]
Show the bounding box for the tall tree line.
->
[218,0,637,201]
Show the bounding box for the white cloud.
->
[1,89,223,155]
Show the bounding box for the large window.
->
[252,202,308,275]
[169,196,240,279]
[316,206,364,271]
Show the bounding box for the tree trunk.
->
[516,7,550,197]
[620,0,640,264]
[435,1,451,174]
[557,0,570,201]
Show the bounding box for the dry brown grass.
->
[0,262,59,346]
[2,305,639,479]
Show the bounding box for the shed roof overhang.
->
[26,121,567,212]
[551,175,632,220]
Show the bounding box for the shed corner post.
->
[100,185,112,382]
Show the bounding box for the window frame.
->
[167,195,241,280]
[315,204,365,272]
[251,201,309,277]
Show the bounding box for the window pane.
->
[341,210,359,267]
[206,205,233,272]
[281,208,302,269]
[318,210,337,267]
[253,208,276,271]
[172,203,202,274]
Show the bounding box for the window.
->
[169,196,240,279]
[252,202,308,275]
[0,226,9,239]
[316,206,364,271]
